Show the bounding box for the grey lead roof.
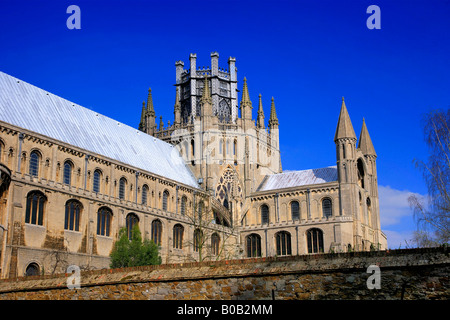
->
[0,71,199,188]
[257,166,338,191]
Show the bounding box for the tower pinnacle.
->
[268,97,279,128]
[358,118,377,156]
[334,97,356,142]
[257,94,265,129]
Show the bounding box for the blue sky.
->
[1,0,449,248]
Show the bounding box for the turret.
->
[334,97,357,217]
[256,94,265,129]
[268,97,279,129]
[240,77,252,121]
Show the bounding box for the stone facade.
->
[0,52,387,279]
[0,248,447,300]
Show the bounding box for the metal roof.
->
[0,71,199,188]
[257,166,338,191]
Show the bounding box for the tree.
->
[110,225,161,268]
[409,109,450,246]
[176,196,239,263]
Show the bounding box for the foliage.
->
[409,109,450,246]
[110,225,161,268]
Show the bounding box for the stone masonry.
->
[0,247,448,300]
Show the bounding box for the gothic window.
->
[181,100,191,124]
[307,228,324,253]
[93,169,101,193]
[162,190,169,211]
[64,200,82,232]
[173,224,184,249]
[357,158,365,189]
[276,231,292,256]
[215,167,243,209]
[141,184,149,205]
[322,198,332,218]
[25,263,40,277]
[211,233,220,256]
[180,196,187,215]
[119,177,126,200]
[218,99,231,123]
[246,234,262,258]
[151,219,162,246]
[291,201,300,221]
[25,191,46,226]
[63,160,73,185]
[126,213,139,240]
[366,197,372,226]
[97,207,112,237]
[197,200,204,221]
[261,204,269,224]
[193,228,203,252]
[29,150,40,177]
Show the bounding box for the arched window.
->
[65,200,82,232]
[25,263,40,277]
[261,204,269,224]
[126,213,139,240]
[93,169,101,193]
[276,231,292,256]
[291,201,300,221]
[366,197,372,226]
[357,158,365,189]
[211,233,220,256]
[63,160,73,185]
[151,219,162,246]
[119,177,127,200]
[307,228,324,253]
[193,228,203,252]
[180,196,187,215]
[29,150,40,177]
[141,184,149,205]
[162,190,169,211]
[322,198,332,218]
[97,207,112,237]
[246,233,262,258]
[197,200,204,221]
[173,224,184,249]
[25,191,46,226]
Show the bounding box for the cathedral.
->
[0,52,387,278]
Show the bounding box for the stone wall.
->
[0,247,448,300]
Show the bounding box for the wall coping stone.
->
[0,247,448,294]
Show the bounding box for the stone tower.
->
[334,98,382,251]
[139,52,282,226]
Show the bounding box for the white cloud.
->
[378,185,423,227]
[378,185,428,249]
[382,229,416,249]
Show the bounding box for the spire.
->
[240,77,252,108]
[174,87,181,125]
[268,96,278,127]
[138,101,146,131]
[257,94,265,129]
[334,97,356,142]
[146,88,155,117]
[201,74,212,104]
[358,118,377,156]
[159,115,164,130]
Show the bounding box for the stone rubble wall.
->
[0,247,448,300]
